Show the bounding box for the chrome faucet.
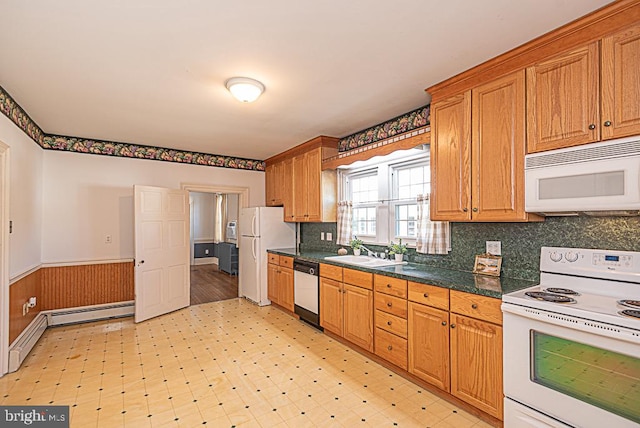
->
[359,244,382,258]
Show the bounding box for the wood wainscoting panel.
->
[9,269,42,344]
[41,262,134,310]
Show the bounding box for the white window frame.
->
[389,159,430,247]
[341,150,429,247]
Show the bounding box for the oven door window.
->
[531,331,640,424]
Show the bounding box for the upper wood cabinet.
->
[601,23,640,140]
[528,23,640,153]
[431,71,539,222]
[430,92,471,221]
[265,161,285,207]
[526,42,600,152]
[264,136,338,222]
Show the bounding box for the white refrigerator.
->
[238,207,296,306]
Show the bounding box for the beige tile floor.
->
[0,299,494,427]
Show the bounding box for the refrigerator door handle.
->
[252,215,257,237]
[252,237,258,261]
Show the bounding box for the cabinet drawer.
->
[450,290,502,325]
[374,275,407,298]
[375,328,408,370]
[320,263,343,281]
[375,292,407,318]
[343,268,373,290]
[268,253,279,264]
[375,310,407,338]
[408,281,449,310]
[279,256,294,269]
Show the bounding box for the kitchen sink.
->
[324,255,405,267]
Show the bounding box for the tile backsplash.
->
[300,216,640,281]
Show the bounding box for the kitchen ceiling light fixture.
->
[225,77,265,103]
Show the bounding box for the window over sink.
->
[339,148,429,247]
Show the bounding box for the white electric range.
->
[501,247,640,428]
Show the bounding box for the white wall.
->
[191,192,215,242]
[41,150,265,263]
[0,115,43,279]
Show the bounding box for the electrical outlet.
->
[205,249,209,255]
[320,232,325,240]
[105,235,112,244]
[326,232,332,241]
[486,241,502,256]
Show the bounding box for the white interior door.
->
[134,185,190,323]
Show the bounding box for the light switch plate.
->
[321,232,325,240]
[486,241,501,256]
[326,232,332,241]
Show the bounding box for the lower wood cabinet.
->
[319,265,373,352]
[450,313,503,418]
[267,255,294,311]
[408,302,450,392]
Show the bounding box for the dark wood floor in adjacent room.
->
[190,264,238,305]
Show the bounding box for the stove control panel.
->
[593,253,633,268]
[541,247,640,281]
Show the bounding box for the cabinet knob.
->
[386,284,392,288]
[472,207,478,212]
[588,124,596,130]
[423,293,429,298]
[463,208,468,212]
[387,321,392,326]
[441,321,447,326]
[604,121,612,127]
[450,324,456,329]
[387,345,393,351]
[471,304,478,309]
[387,302,392,307]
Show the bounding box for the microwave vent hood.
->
[525,138,640,169]
[525,136,640,216]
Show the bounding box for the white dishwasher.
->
[293,259,321,329]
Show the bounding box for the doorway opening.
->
[0,141,10,376]
[182,184,248,306]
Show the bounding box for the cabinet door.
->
[472,70,528,221]
[601,23,640,140]
[278,267,294,311]
[343,284,373,352]
[265,164,277,206]
[320,277,343,336]
[527,42,600,153]
[267,263,279,304]
[450,314,503,419]
[305,149,323,222]
[408,302,450,392]
[292,153,308,221]
[282,158,295,222]
[430,92,472,221]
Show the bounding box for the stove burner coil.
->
[544,287,580,295]
[618,300,640,309]
[525,291,577,304]
[618,309,640,319]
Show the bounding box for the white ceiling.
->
[0,0,612,160]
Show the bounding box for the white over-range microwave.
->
[525,136,640,215]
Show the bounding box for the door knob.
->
[604,121,612,127]
[387,302,392,307]
[387,321,392,326]
[441,321,447,326]
[472,208,478,212]
[471,304,478,309]
[387,345,393,351]
[463,208,468,212]
[423,293,429,298]
[450,324,456,329]
[588,124,596,130]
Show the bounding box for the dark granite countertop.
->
[268,248,536,299]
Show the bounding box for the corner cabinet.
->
[267,254,294,311]
[527,22,640,153]
[264,136,338,222]
[431,70,540,222]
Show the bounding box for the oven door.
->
[503,304,640,428]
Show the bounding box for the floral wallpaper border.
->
[338,104,430,152]
[0,85,265,171]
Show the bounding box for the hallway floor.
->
[190,264,238,305]
[0,299,492,427]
